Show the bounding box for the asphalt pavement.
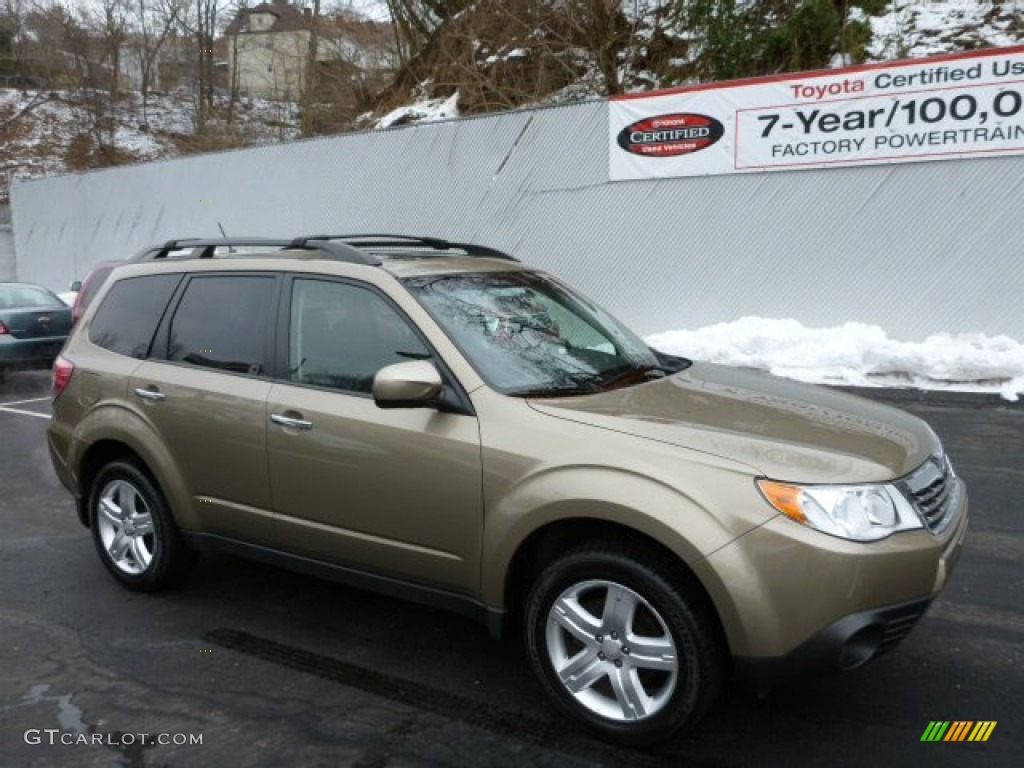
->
[0,370,1020,767]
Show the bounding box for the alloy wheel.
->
[96,479,156,575]
[544,579,679,722]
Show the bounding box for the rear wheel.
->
[89,460,196,591]
[525,543,725,745]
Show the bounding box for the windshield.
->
[404,271,685,396]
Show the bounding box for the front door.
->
[267,277,483,593]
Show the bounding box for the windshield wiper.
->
[509,363,677,398]
[506,380,602,398]
[594,364,670,391]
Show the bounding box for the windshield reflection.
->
[404,271,678,396]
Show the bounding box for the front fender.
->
[480,464,767,607]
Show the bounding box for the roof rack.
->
[134,237,381,266]
[290,234,519,262]
[130,234,515,268]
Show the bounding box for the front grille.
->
[901,454,957,534]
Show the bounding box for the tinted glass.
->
[405,271,658,395]
[79,264,119,310]
[89,274,181,359]
[168,276,275,375]
[290,279,430,394]
[0,284,64,309]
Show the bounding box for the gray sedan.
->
[0,282,72,377]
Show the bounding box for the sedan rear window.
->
[0,284,64,309]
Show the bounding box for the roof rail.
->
[133,237,381,266]
[292,234,519,262]
[137,238,293,261]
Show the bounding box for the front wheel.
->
[89,460,196,591]
[525,543,725,745]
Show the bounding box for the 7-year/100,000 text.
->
[756,90,1024,139]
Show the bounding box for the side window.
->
[290,278,430,394]
[167,275,275,375]
[89,274,181,359]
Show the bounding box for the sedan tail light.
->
[53,356,74,398]
[0,321,9,335]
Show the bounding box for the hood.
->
[528,362,937,484]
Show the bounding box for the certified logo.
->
[617,113,724,157]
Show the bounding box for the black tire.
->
[525,542,725,746]
[88,459,197,591]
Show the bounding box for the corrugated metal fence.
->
[0,206,14,282]
[11,100,1024,339]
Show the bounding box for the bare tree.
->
[89,0,130,152]
[1,0,30,80]
[129,0,186,127]
[180,0,223,131]
[302,0,321,136]
[19,1,75,88]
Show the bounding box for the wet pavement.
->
[0,370,1021,767]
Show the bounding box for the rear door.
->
[130,273,280,544]
[266,276,483,593]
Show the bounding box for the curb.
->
[832,385,1023,409]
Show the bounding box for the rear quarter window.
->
[89,274,182,358]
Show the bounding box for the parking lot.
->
[1,370,1021,767]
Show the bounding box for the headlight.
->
[757,479,923,542]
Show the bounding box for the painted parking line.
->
[0,397,50,407]
[0,405,51,420]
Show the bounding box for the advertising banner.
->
[609,45,1024,180]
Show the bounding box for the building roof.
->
[224,2,312,36]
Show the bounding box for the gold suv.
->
[48,235,969,744]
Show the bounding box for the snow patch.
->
[646,317,1024,402]
[375,91,460,129]
[867,0,1022,60]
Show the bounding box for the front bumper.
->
[696,477,968,684]
[733,596,932,690]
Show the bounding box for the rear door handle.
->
[271,413,313,431]
[134,387,166,402]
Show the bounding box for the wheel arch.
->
[71,406,192,530]
[497,517,731,655]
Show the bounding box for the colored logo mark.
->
[921,721,997,742]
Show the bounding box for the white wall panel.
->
[12,100,1024,340]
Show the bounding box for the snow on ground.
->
[0,89,302,203]
[868,0,1023,60]
[646,317,1024,402]
[374,91,460,129]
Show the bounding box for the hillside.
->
[2,1,1022,203]
[1,90,302,203]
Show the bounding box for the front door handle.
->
[271,412,313,431]
[134,387,166,402]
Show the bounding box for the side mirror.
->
[69,280,82,292]
[372,360,443,409]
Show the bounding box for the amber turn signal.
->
[756,480,807,523]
